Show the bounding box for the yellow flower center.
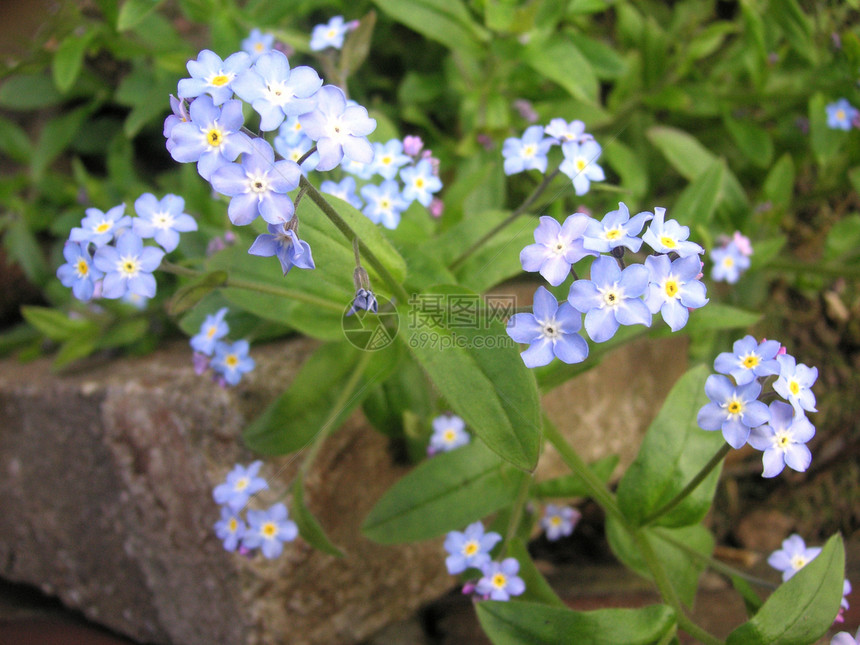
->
[225,354,239,368]
[664,279,679,298]
[522,144,536,158]
[415,178,425,189]
[836,109,846,121]
[443,429,457,443]
[462,541,479,556]
[207,128,223,147]
[210,74,230,87]
[117,256,140,278]
[492,573,507,589]
[790,555,808,570]
[76,259,89,277]
[262,522,278,538]
[602,290,619,307]
[235,477,248,491]
[789,380,800,395]
[228,517,238,532]
[381,155,392,165]
[660,235,677,248]
[254,42,264,52]
[776,432,791,448]
[95,222,112,233]
[723,256,734,268]
[575,158,586,172]
[549,516,562,526]
[727,400,742,415]
[605,228,622,240]
[742,354,759,369]
[380,198,391,210]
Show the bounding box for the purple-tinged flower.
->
[768,534,821,581]
[191,307,229,356]
[242,503,298,559]
[513,98,539,122]
[213,461,268,511]
[713,335,781,385]
[508,286,588,368]
[163,95,190,152]
[641,207,704,257]
[192,352,210,375]
[644,254,708,332]
[826,98,858,131]
[132,193,197,253]
[299,85,376,171]
[836,579,852,625]
[168,96,252,181]
[559,139,605,195]
[368,139,411,180]
[346,288,378,316]
[710,241,750,283]
[540,504,581,541]
[57,242,103,301]
[69,204,131,247]
[444,522,502,575]
[732,231,753,256]
[748,401,815,477]
[210,138,301,226]
[401,159,443,207]
[178,50,250,106]
[232,50,322,131]
[429,198,444,218]
[428,414,470,454]
[310,15,353,51]
[214,506,246,552]
[773,354,818,414]
[361,180,409,229]
[502,125,554,175]
[248,221,315,276]
[93,232,164,300]
[545,118,592,144]
[242,29,275,61]
[403,135,424,156]
[520,214,595,286]
[321,176,363,209]
[583,202,652,254]
[475,558,526,601]
[211,339,255,386]
[567,256,651,343]
[832,628,860,645]
[697,375,771,448]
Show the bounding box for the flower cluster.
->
[427,413,470,455]
[508,202,708,368]
[190,308,256,387]
[710,231,752,284]
[826,98,859,131]
[502,119,604,195]
[443,522,525,601]
[212,461,298,558]
[57,194,197,303]
[698,336,818,477]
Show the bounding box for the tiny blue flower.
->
[339,156,374,179]
[644,254,708,332]
[242,29,275,61]
[697,374,771,448]
[310,15,352,51]
[213,461,268,511]
[832,627,860,645]
[346,288,378,316]
[583,202,652,254]
[368,139,411,180]
[826,98,858,131]
[641,207,704,257]
[520,214,595,287]
[540,504,581,541]
[299,85,376,171]
[567,256,651,343]
[93,232,164,300]
[242,503,298,559]
[559,139,605,195]
[275,115,307,148]
[502,125,554,175]
[190,307,229,356]
[713,335,781,385]
[132,193,198,253]
[177,49,251,106]
[475,558,526,601]
[748,400,814,478]
[211,339,255,386]
[773,354,818,414]
[710,241,750,284]
[400,159,443,207]
[273,132,320,174]
[57,242,103,301]
[544,118,592,144]
[428,414,470,454]
[69,204,132,247]
[321,176,364,210]
[214,506,246,552]
[248,222,315,276]
[507,286,588,368]
[768,534,821,582]
[361,180,409,229]
[444,521,502,575]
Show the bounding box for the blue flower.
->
[211,339,255,386]
[299,85,376,171]
[713,335,781,385]
[248,222,315,276]
[242,29,275,61]
[242,503,298,559]
[567,256,651,343]
[507,286,588,368]
[428,414,470,454]
[540,504,581,541]
[93,232,164,300]
[544,118,592,144]
[368,139,411,180]
[210,138,302,226]
[502,125,554,175]
[69,204,131,247]
[167,96,252,181]
[826,98,858,131]
[346,288,378,316]
[400,159,443,207]
[310,15,353,51]
[832,628,860,645]
[710,241,750,284]
[232,50,322,131]
[583,202,652,254]
[361,180,409,229]
[644,254,708,332]
[164,95,190,153]
[273,132,320,174]
[57,242,103,301]
[177,49,250,106]
[132,193,198,253]
[748,401,814,478]
[213,461,268,511]
[773,354,818,414]
[190,307,229,356]
[767,534,821,582]
[641,207,704,257]
[444,522,502,575]
[520,214,595,287]
[214,506,246,552]
[275,115,307,148]
[559,139,605,195]
[475,558,526,601]
[697,374,771,448]
[321,176,363,209]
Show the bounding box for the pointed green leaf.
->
[371,0,487,57]
[762,153,795,211]
[52,30,97,93]
[535,455,619,499]
[684,304,761,333]
[0,115,32,164]
[672,159,724,228]
[809,93,843,167]
[117,0,165,31]
[646,126,715,181]
[723,115,773,168]
[749,236,787,271]
[507,538,566,608]
[167,271,228,316]
[522,35,598,104]
[21,306,96,342]
[0,74,62,110]
[292,478,344,557]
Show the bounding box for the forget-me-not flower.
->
[444,522,502,575]
[641,207,704,257]
[714,335,781,385]
[502,125,554,175]
[310,15,354,51]
[773,354,818,414]
[93,232,164,300]
[321,176,363,210]
[248,221,315,276]
[520,214,595,287]
[507,286,589,368]
[697,374,771,449]
[768,534,821,581]
[132,193,198,253]
[541,504,581,541]
[832,628,860,645]
[644,254,708,332]
[748,401,814,478]
[164,95,190,152]
[710,240,750,283]
[583,202,652,254]
[401,159,443,207]
[346,288,378,316]
[69,204,131,247]
[242,503,298,559]
[826,98,858,131]
[428,414,470,454]
[242,29,275,61]
[213,461,268,511]
[299,85,376,171]
[211,339,255,386]
[191,307,229,356]
[476,558,526,601]
[361,180,409,229]
[57,242,103,301]
[177,49,250,106]
[559,139,605,195]
[214,506,246,552]
[368,139,411,180]
[544,118,592,144]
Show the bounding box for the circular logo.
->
[341,293,399,351]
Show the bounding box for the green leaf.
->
[726,534,845,645]
[21,306,96,341]
[97,318,149,349]
[363,440,526,543]
[809,93,842,167]
[4,218,49,284]
[749,236,787,271]
[723,114,773,168]
[730,574,763,617]
[117,0,165,31]
[685,304,761,332]
[340,11,376,79]
[646,126,715,181]
[291,478,344,557]
[371,0,487,57]
[0,74,63,110]
[567,31,627,79]
[452,217,535,292]
[403,286,541,471]
[506,537,566,607]
[166,271,228,316]
[824,215,860,263]
[362,350,433,437]
[535,455,619,499]
[243,341,399,455]
[476,600,677,645]
[31,105,93,180]
[0,115,32,164]
[617,365,724,528]
[604,139,648,202]
[770,0,814,62]
[54,334,99,368]
[672,159,724,228]
[52,30,98,93]
[762,153,795,211]
[522,35,598,104]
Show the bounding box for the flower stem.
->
[640,443,731,526]
[502,472,533,557]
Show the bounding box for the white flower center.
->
[462,540,479,556]
[208,71,234,87]
[246,171,271,194]
[152,211,175,230]
[264,81,291,106]
[599,285,623,309]
[723,396,744,419]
